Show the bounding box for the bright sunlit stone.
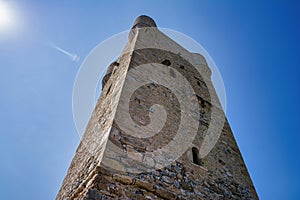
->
[0,2,14,30]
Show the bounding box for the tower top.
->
[132,15,157,29]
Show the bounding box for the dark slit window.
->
[192,147,202,165]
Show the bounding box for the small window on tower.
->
[106,84,112,96]
[161,59,171,66]
[192,147,202,166]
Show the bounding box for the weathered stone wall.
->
[57,16,258,200]
[56,50,133,199]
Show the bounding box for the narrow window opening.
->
[106,84,112,96]
[180,65,185,69]
[161,59,171,66]
[192,147,202,165]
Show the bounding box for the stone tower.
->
[57,16,258,200]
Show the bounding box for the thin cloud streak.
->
[51,44,80,62]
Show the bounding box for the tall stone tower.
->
[57,16,258,200]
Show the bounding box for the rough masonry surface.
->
[57,15,258,200]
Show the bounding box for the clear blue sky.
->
[0,1,299,199]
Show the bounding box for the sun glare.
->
[0,2,14,30]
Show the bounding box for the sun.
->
[0,1,14,30]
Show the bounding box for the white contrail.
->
[51,44,80,62]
